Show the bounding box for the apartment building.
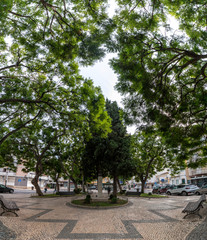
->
[188,166,207,187]
[0,165,49,189]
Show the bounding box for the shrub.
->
[119,190,126,195]
[148,192,152,195]
[84,194,91,204]
[108,194,113,200]
[73,188,82,194]
[110,196,117,204]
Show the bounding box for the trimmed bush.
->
[111,196,117,204]
[84,194,91,204]
[73,188,82,194]
[108,194,113,200]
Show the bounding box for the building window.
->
[182,179,185,184]
[176,179,179,185]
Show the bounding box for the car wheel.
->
[196,191,200,195]
[158,191,161,194]
[9,189,14,194]
[181,191,188,196]
[166,191,171,195]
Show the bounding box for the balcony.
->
[189,167,207,177]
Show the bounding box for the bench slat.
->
[0,195,19,217]
[182,194,206,219]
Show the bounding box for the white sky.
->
[80,1,121,105]
[80,53,122,106]
[79,1,135,134]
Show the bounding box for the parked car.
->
[158,185,173,194]
[202,182,207,187]
[88,185,97,190]
[195,185,207,195]
[0,184,14,193]
[166,184,199,196]
[152,185,161,194]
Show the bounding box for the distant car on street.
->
[88,185,97,190]
[152,185,161,194]
[0,184,14,193]
[166,184,199,196]
[158,185,173,194]
[195,185,207,195]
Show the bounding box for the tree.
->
[131,129,172,193]
[0,0,113,148]
[83,100,134,199]
[110,0,207,168]
[3,78,111,195]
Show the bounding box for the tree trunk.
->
[141,180,145,194]
[117,178,122,191]
[56,179,60,193]
[67,177,70,192]
[32,176,43,196]
[82,174,85,192]
[70,176,78,190]
[113,174,118,197]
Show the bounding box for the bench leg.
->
[183,212,202,219]
[0,210,6,216]
[0,210,18,217]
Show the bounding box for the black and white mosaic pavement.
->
[0,220,16,240]
[1,197,206,240]
[19,201,182,239]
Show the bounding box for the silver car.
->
[166,184,199,196]
[195,185,207,195]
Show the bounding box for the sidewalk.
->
[0,194,206,240]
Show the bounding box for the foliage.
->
[110,195,117,204]
[84,194,91,204]
[74,188,82,194]
[111,0,207,168]
[131,128,172,193]
[108,194,113,200]
[71,199,127,207]
[0,0,112,168]
[140,193,167,198]
[82,100,134,197]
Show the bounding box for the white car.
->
[166,184,199,196]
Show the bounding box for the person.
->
[107,186,111,195]
[44,187,47,193]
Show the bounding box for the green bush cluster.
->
[84,194,91,204]
[73,188,82,194]
[108,194,118,203]
[119,190,126,195]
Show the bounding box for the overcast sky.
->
[80,53,122,106]
[80,2,136,133]
[80,2,121,105]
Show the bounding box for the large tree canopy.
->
[0,0,113,148]
[110,0,207,167]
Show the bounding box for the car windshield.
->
[0,185,6,188]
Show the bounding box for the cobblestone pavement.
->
[0,194,206,240]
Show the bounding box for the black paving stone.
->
[0,220,16,240]
[186,216,207,240]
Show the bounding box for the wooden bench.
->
[0,195,19,217]
[182,194,206,219]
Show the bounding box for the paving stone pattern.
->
[0,194,206,240]
[0,220,16,240]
